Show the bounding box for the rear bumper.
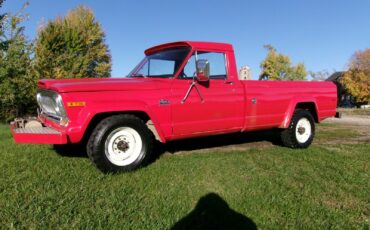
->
[10,122,68,144]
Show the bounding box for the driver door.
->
[171,51,244,139]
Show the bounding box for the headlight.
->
[37,90,69,126]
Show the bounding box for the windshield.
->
[128,47,190,78]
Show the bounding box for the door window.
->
[180,51,227,79]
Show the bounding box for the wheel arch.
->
[281,99,319,128]
[75,110,166,145]
[295,102,318,122]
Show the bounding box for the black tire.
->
[87,114,153,173]
[281,109,315,148]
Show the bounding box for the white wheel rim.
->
[104,127,143,166]
[295,118,312,143]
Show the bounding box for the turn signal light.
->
[67,102,86,107]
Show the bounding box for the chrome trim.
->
[223,52,228,80]
[251,98,257,104]
[181,81,204,104]
[14,127,60,134]
[36,90,68,124]
[159,99,170,106]
[42,113,62,122]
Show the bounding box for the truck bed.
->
[241,80,337,130]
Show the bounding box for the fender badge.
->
[159,99,170,106]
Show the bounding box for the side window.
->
[180,51,227,79]
[198,52,226,79]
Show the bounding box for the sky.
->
[3,0,370,79]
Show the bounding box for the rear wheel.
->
[281,109,315,148]
[87,114,153,173]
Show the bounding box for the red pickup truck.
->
[11,41,337,173]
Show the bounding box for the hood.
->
[38,77,166,93]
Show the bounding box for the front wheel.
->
[87,114,153,173]
[281,109,315,148]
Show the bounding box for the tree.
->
[0,0,7,50]
[34,5,111,79]
[0,0,6,27]
[259,45,307,81]
[309,70,331,81]
[0,2,37,121]
[341,49,370,105]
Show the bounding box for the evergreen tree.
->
[0,3,36,121]
[34,5,111,79]
[259,45,307,81]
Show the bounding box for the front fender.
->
[66,101,166,143]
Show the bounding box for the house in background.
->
[326,71,356,108]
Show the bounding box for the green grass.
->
[0,123,369,229]
[315,122,361,141]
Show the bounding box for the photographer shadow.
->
[171,193,257,230]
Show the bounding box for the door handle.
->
[224,81,234,85]
[251,98,257,104]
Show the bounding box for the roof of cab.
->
[144,41,233,55]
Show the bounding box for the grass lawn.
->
[0,123,369,229]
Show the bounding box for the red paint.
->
[10,41,337,144]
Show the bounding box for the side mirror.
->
[196,59,210,82]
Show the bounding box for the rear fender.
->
[280,97,318,128]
